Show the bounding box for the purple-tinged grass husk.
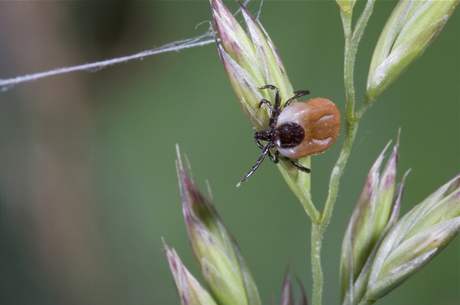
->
[176,145,261,305]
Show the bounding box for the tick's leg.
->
[259,84,281,127]
[285,90,310,107]
[255,139,277,162]
[259,85,280,109]
[259,84,278,91]
[269,150,279,163]
[272,87,281,111]
[254,138,265,150]
[289,159,311,173]
[237,144,272,187]
[258,99,273,113]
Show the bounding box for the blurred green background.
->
[0,1,458,305]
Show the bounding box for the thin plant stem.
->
[309,1,376,305]
[321,122,359,227]
[341,11,355,122]
[323,0,377,228]
[310,223,324,305]
[310,121,359,305]
[300,193,321,223]
[321,10,355,229]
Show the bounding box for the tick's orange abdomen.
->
[276,98,341,159]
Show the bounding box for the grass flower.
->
[366,174,460,301]
[169,2,459,305]
[211,0,294,127]
[176,146,261,305]
[211,0,316,219]
[341,138,459,305]
[165,244,218,305]
[367,0,459,101]
[340,139,408,304]
[280,273,308,305]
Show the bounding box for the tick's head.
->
[254,129,273,142]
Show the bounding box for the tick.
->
[237,85,341,186]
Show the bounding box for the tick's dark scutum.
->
[276,122,305,148]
